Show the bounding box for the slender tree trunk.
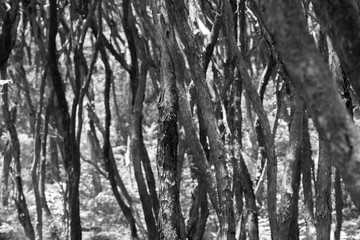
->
[168,1,236,238]
[220,1,280,238]
[0,0,19,211]
[187,181,209,240]
[99,44,139,239]
[315,140,332,240]
[48,1,81,239]
[334,169,343,240]
[123,0,160,230]
[278,91,303,240]
[31,71,47,240]
[49,115,61,182]
[1,146,11,207]
[238,155,260,240]
[2,71,35,240]
[301,113,316,239]
[40,96,52,216]
[177,82,220,215]
[130,65,158,239]
[86,126,103,196]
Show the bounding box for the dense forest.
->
[1,0,360,239]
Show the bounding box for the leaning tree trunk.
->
[263,0,360,210]
[167,1,236,238]
[311,0,360,102]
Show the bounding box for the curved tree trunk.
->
[99,44,139,239]
[264,0,360,210]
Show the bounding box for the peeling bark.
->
[154,2,182,238]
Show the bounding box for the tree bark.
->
[177,82,220,215]
[130,64,158,240]
[220,1,279,238]
[2,74,35,240]
[278,91,303,240]
[311,0,360,102]
[315,140,332,240]
[48,1,81,239]
[123,0,160,229]
[1,145,11,207]
[237,155,260,240]
[154,2,182,238]
[301,113,316,239]
[263,0,360,210]
[334,169,343,240]
[31,71,47,240]
[166,1,236,238]
[99,44,139,239]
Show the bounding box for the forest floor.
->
[258,217,360,240]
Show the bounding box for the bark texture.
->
[48,1,82,239]
[311,0,360,102]
[278,92,303,240]
[154,1,182,239]
[167,1,236,238]
[264,0,360,210]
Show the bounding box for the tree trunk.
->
[311,0,360,102]
[155,10,182,240]
[49,126,61,182]
[1,146,12,207]
[301,113,316,239]
[86,126,103,196]
[40,96,52,216]
[315,140,332,240]
[186,104,210,240]
[99,44,139,239]
[168,1,236,238]
[123,0,160,230]
[177,82,220,216]
[187,181,209,240]
[220,1,279,238]
[154,2,183,238]
[2,75,35,240]
[0,0,19,211]
[48,1,81,239]
[278,91,303,240]
[334,169,343,240]
[238,155,260,240]
[31,71,47,240]
[263,0,360,210]
[130,65,158,239]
